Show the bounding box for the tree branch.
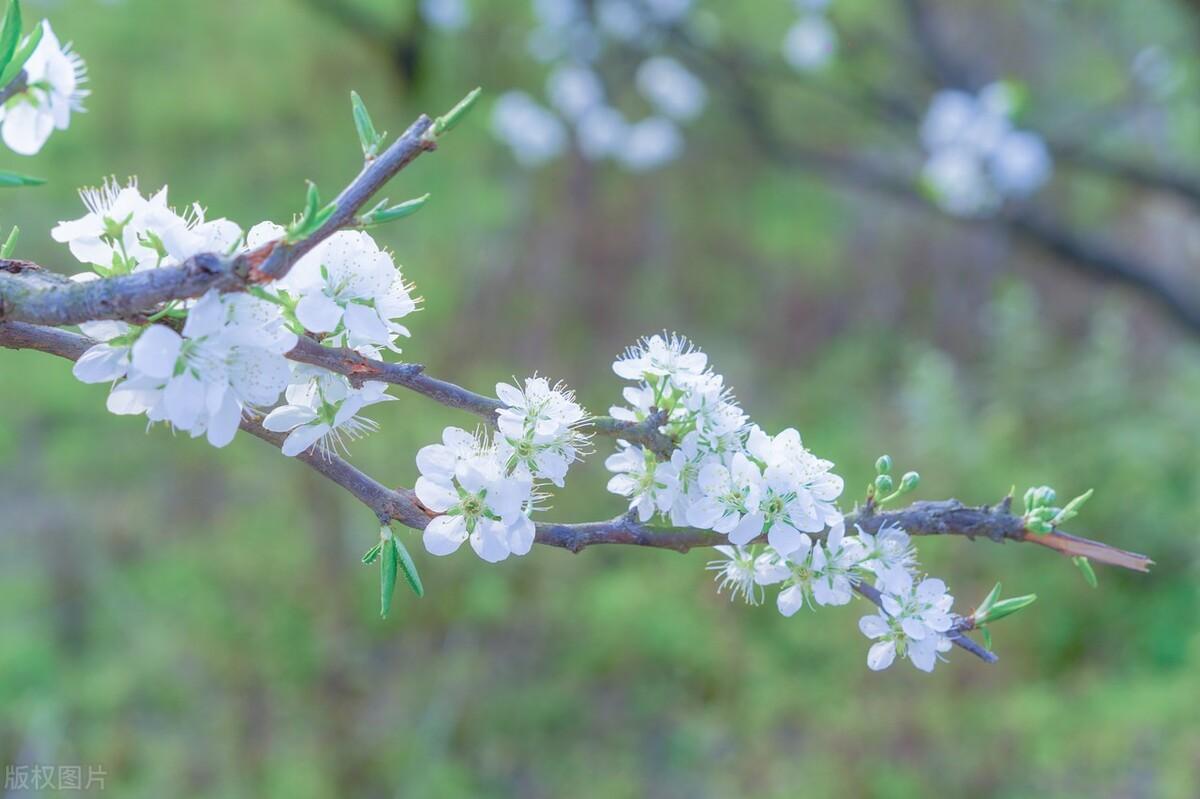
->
[0,320,1153,573]
[0,113,436,326]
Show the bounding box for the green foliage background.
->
[1,0,1198,796]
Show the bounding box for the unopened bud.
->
[874,474,894,494]
[875,455,892,475]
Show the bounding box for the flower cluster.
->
[489,0,705,171]
[61,179,416,456]
[414,377,588,563]
[604,333,957,672]
[783,0,838,73]
[920,83,1052,216]
[0,21,88,156]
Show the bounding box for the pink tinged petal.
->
[206,390,243,448]
[858,614,890,639]
[867,640,897,671]
[131,325,182,380]
[423,515,468,556]
[343,302,391,346]
[295,292,342,333]
[776,585,805,617]
[414,476,458,512]
[73,344,127,383]
[263,405,317,432]
[281,422,330,456]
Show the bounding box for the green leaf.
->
[1,225,18,257]
[0,170,43,187]
[974,582,1002,619]
[361,542,382,565]
[1073,556,1098,589]
[430,86,482,137]
[980,625,992,651]
[982,593,1037,623]
[394,537,424,598]
[350,90,384,158]
[380,537,398,618]
[0,1,22,79]
[1052,488,1094,527]
[0,15,41,88]
[362,193,430,226]
[285,181,337,242]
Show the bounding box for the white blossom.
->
[745,426,844,554]
[613,332,708,387]
[705,545,770,605]
[688,451,764,544]
[635,56,707,122]
[782,14,837,72]
[605,442,678,521]
[279,230,416,351]
[262,367,393,457]
[546,64,605,121]
[495,376,590,487]
[855,522,917,592]
[0,21,88,155]
[415,429,536,562]
[858,574,956,672]
[618,116,683,172]
[491,90,568,166]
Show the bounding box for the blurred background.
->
[2,0,1199,796]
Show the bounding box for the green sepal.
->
[0,225,18,257]
[0,0,21,79]
[0,14,41,88]
[1073,556,1098,589]
[380,536,398,618]
[0,170,44,187]
[394,537,424,598]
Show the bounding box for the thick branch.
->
[0,114,436,326]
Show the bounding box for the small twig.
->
[854,581,998,664]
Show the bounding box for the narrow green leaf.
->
[431,86,482,137]
[380,537,398,618]
[974,582,1002,619]
[0,16,41,88]
[1,225,18,257]
[350,90,382,158]
[0,170,44,187]
[980,625,992,651]
[0,1,22,79]
[363,193,430,226]
[361,542,382,565]
[1052,488,1094,526]
[1073,556,1098,589]
[394,537,424,598]
[982,593,1037,623]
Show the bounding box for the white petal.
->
[281,422,329,456]
[423,515,468,556]
[343,302,391,346]
[206,390,243,448]
[414,476,458,512]
[72,344,126,383]
[858,614,890,639]
[130,325,182,380]
[295,292,342,333]
[163,373,206,430]
[262,404,317,432]
[867,640,897,671]
[776,585,805,617]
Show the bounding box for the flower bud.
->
[899,471,920,494]
[874,474,894,494]
[875,455,892,475]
